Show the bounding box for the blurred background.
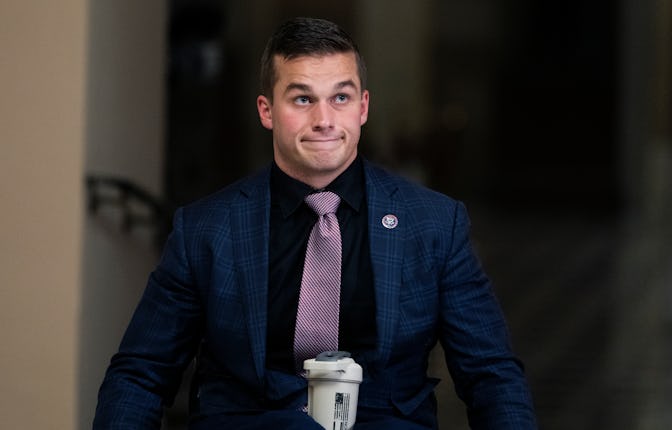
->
[1,0,671,429]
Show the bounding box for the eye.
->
[333,94,349,104]
[295,96,311,105]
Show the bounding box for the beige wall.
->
[0,0,165,428]
[79,0,166,428]
[0,1,87,429]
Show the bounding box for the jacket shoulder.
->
[364,160,461,210]
[182,167,270,209]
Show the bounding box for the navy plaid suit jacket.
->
[94,160,536,429]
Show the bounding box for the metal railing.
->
[85,175,170,249]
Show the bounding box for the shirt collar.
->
[271,155,365,218]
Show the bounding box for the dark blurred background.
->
[165,0,623,211]
[78,1,672,429]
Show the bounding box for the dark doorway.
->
[491,0,621,211]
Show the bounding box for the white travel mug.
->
[303,351,363,430]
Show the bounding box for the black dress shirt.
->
[266,156,376,373]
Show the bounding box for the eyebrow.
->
[284,83,311,94]
[283,80,359,95]
[335,80,358,91]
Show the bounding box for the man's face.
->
[257,52,369,189]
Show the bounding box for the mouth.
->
[301,136,343,143]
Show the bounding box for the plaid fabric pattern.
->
[93,160,536,430]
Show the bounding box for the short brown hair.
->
[259,17,367,101]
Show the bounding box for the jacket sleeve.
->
[93,208,204,429]
[438,202,537,429]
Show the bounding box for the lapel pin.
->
[381,214,398,229]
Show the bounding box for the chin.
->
[312,152,351,169]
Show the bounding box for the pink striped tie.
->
[293,191,342,369]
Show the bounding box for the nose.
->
[311,101,334,130]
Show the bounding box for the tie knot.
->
[305,191,340,216]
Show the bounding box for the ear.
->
[257,95,273,130]
[359,90,370,126]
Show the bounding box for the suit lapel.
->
[229,163,404,379]
[364,162,404,366]
[230,168,271,383]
